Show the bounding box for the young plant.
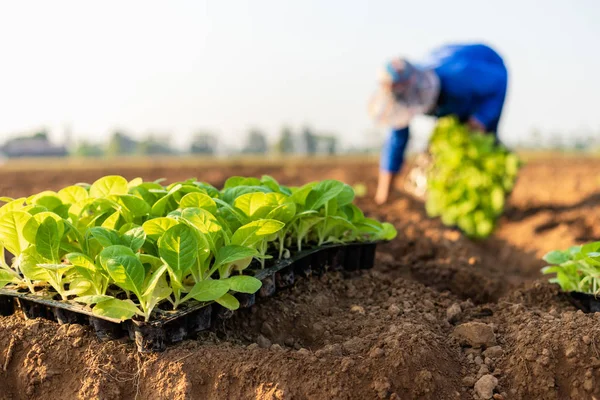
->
[157,223,198,309]
[542,242,600,295]
[81,245,173,321]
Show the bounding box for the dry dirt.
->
[0,156,600,400]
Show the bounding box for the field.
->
[0,155,599,400]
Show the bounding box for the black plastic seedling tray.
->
[565,291,600,313]
[0,241,379,352]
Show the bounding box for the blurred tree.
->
[243,129,268,154]
[32,129,49,140]
[549,133,564,150]
[136,135,175,155]
[273,126,295,154]
[107,131,137,156]
[302,127,318,155]
[322,135,337,155]
[190,131,218,155]
[73,141,104,157]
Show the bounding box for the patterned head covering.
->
[369,58,440,128]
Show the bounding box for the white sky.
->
[0,0,599,149]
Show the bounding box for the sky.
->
[0,0,599,150]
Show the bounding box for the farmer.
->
[370,43,508,205]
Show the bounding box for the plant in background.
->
[425,117,520,239]
[542,241,600,295]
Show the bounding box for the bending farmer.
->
[370,43,508,205]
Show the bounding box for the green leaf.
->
[128,177,144,189]
[182,279,230,302]
[71,266,103,292]
[490,186,505,214]
[543,250,571,265]
[65,276,93,298]
[215,293,240,310]
[129,184,160,206]
[215,245,258,267]
[260,175,291,194]
[0,198,27,217]
[289,183,317,206]
[181,207,223,252]
[305,180,347,211]
[212,198,248,226]
[581,242,600,255]
[295,215,323,242]
[22,211,65,244]
[109,194,151,217]
[90,175,129,198]
[231,219,284,247]
[35,217,61,262]
[122,227,146,252]
[18,247,50,281]
[28,191,63,211]
[150,183,184,216]
[142,217,179,240]
[144,273,172,315]
[336,184,355,207]
[101,211,121,230]
[105,254,145,295]
[119,222,140,234]
[98,245,136,270]
[179,192,217,215]
[158,224,198,278]
[266,202,296,223]
[92,298,141,321]
[142,264,169,297]
[23,205,49,216]
[377,222,397,241]
[227,275,262,294]
[0,269,19,288]
[0,211,32,256]
[341,204,365,223]
[138,253,164,269]
[89,227,121,248]
[233,192,288,218]
[221,186,272,204]
[224,176,261,189]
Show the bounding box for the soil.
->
[1,156,600,399]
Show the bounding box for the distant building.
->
[1,136,68,158]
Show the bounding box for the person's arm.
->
[467,116,487,133]
[375,127,410,204]
[470,88,506,133]
[467,62,508,133]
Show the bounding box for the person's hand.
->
[374,185,389,205]
[375,171,394,205]
[467,117,486,133]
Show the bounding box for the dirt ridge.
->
[1,157,600,399]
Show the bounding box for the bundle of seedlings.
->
[424,117,520,238]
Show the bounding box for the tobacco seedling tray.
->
[565,291,600,313]
[0,241,379,352]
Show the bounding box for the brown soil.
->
[1,156,600,400]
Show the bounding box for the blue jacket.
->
[381,43,508,173]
